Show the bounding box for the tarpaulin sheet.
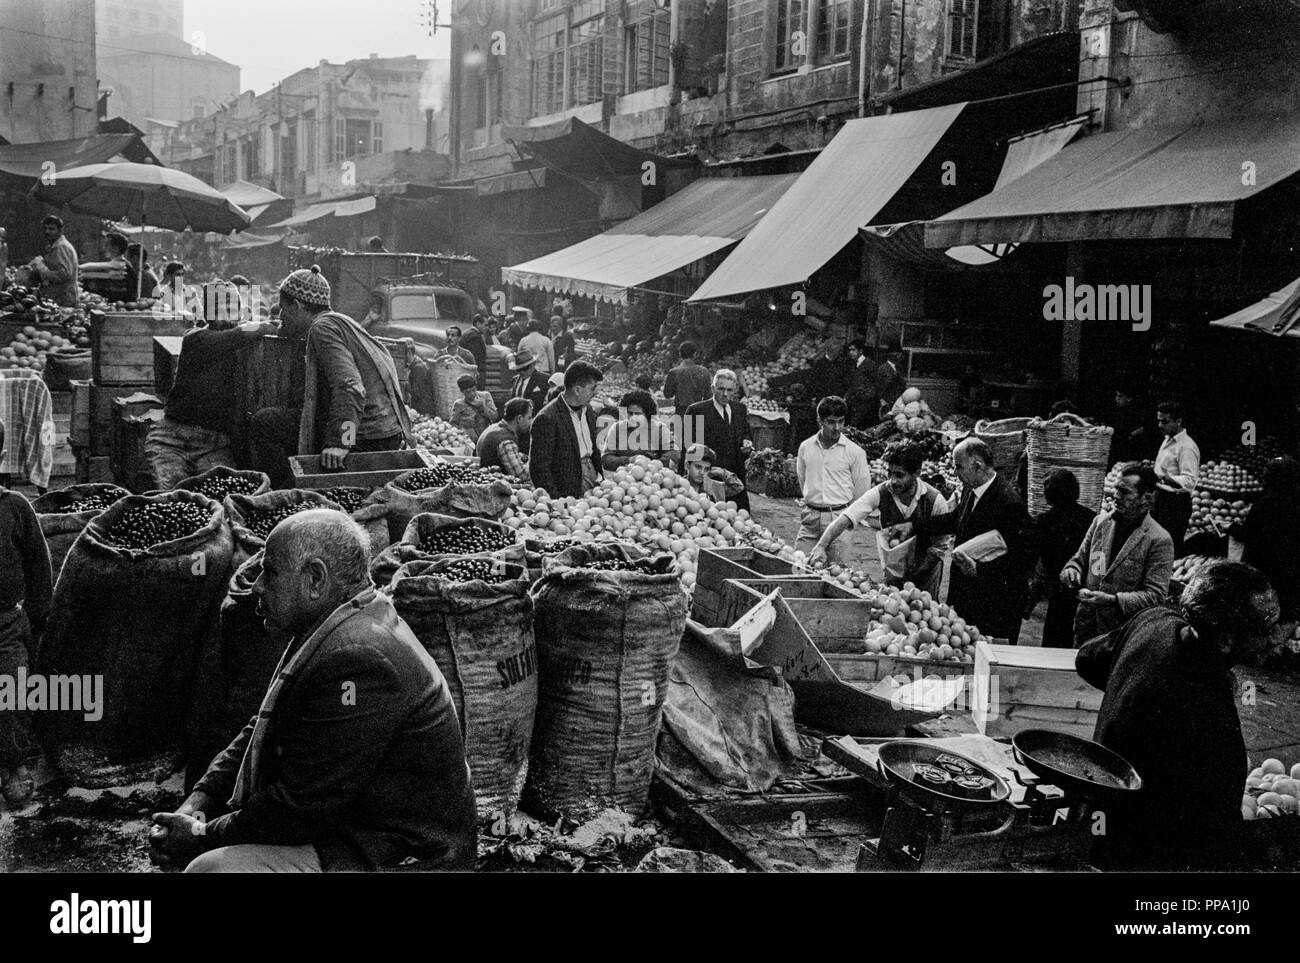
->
[0,133,150,187]
[266,195,375,228]
[925,112,1300,247]
[503,117,678,177]
[862,115,1086,267]
[687,103,967,302]
[501,174,798,304]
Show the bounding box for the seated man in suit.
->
[886,437,1029,642]
[150,510,477,872]
[683,368,753,513]
[1060,462,1173,647]
[529,360,603,499]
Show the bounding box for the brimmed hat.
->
[278,264,331,308]
[509,348,538,371]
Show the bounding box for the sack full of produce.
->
[33,483,129,580]
[523,542,688,817]
[370,512,522,587]
[380,461,515,541]
[223,489,342,568]
[173,465,271,501]
[388,556,536,818]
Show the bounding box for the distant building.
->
[99,31,240,130]
[0,0,99,143]
[95,0,183,43]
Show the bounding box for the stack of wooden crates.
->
[71,311,188,490]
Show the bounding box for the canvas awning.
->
[265,195,377,228]
[1209,277,1300,338]
[503,117,678,178]
[476,167,547,196]
[862,115,1087,267]
[501,173,799,304]
[0,133,158,188]
[687,103,967,302]
[219,180,284,208]
[925,112,1300,248]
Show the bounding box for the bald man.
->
[150,510,477,872]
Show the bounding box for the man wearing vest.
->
[810,441,952,585]
[475,398,533,484]
[794,396,871,565]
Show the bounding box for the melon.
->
[901,387,922,404]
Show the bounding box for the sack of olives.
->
[36,490,234,767]
[223,489,343,569]
[389,556,536,819]
[523,542,688,818]
[32,483,129,580]
[315,486,390,561]
[381,460,515,542]
[173,465,271,501]
[370,513,523,587]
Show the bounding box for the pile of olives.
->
[439,558,514,584]
[106,501,211,549]
[418,524,516,556]
[55,493,122,515]
[241,502,321,540]
[535,539,579,555]
[319,487,369,514]
[395,464,508,492]
[189,472,264,500]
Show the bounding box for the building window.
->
[773,0,806,74]
[567,14,604,108]
[372,121,383,154]
[946,0,979,61]
[334,118,377,160]
[304,111,317,172]
[192,100,205,119]
[816,0,852,62]
[281,123,297,179]
[625,8,670,93]
[243,136,260,178]
[531,12,567,117]
[224,143,237,182]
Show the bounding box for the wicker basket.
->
[1026,413,1114,515]
[974,417,1035,478]
[429,356,479,422]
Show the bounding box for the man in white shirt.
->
[518,318,556,374]
[1152,399,1200,556]
[795,396,871,564]
[810,440,951,583]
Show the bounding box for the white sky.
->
[183,0,453,96]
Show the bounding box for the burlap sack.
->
[388,557,536,818]
[523,542,688,817]
[173,465,271,500]
[223,489,342,568]
[33,483,129,581]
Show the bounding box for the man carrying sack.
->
[250,266,412,488]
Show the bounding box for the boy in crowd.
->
[0,423,53,805]
[448,373,498,442]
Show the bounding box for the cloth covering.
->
[0,371,55,488]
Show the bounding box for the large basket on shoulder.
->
[974,417,1035,478]
[1026,413,1114,515]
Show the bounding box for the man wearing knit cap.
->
[249,265,413,486]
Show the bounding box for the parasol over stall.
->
[29,161,252,299]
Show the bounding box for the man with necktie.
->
[886,437,1029,642]
[683,368,752,512]
[528,360,604,499]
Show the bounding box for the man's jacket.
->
[193,588,478,871]
[1062,510,1173,645]
[528,396,600,499]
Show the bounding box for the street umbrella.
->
[30,161,252,298]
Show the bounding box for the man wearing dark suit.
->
[528,360,603,499]
[888,437,1029,642]
[508,347,550,417]
[152,511,477,872]
[844,340,879,430]
[874,346,907,418]
[684,368,753,512]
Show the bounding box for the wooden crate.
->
[153,336,183,397]
[715,576,859,630]
[290,447,439,490]
[747,414,789,453]
[91,312,192,386]
[90,386,161,456]
[74,449,112,484]
[979,644,1102,741]
[693,546,797,625]
[70,379,92,448]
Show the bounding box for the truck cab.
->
[366,281,514,403]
